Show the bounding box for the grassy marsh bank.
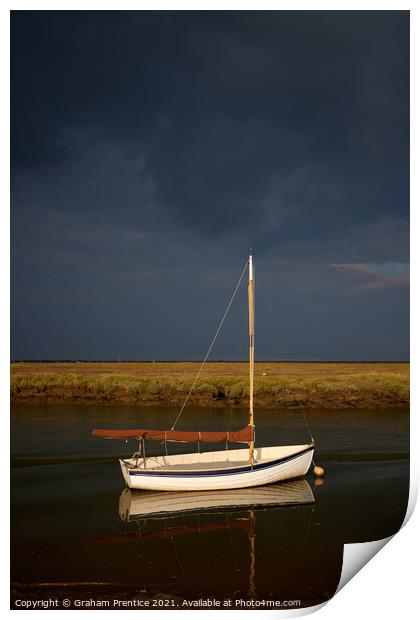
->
[11,362,409,409]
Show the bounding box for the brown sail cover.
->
[92,425,253,444]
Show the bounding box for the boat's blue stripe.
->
[127,446,314,478]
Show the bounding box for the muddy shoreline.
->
[10,381,409,409]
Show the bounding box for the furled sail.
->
[92,425,253,444]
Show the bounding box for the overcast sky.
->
[11,11,409,361]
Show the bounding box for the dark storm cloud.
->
[11,11,409,359]
[11,12,409,233]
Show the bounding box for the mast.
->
[248,255,255,463]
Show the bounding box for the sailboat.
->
[92,255,315,491]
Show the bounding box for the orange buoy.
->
[313,465,325,477]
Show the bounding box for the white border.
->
[4,2,417,618]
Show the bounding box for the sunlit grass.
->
[11,362,409,407]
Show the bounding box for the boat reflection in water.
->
[112,480,318,603]
[119,478,315,520]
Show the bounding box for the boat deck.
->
[125,459,253,473]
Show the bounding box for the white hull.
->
[120,444,314,492]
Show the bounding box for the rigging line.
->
[171,260,249,430]
[170,536,190,578]
[227,513,241,588]
[296,504,315,574]
[301,409,314,444]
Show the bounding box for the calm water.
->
[11,406,409,609]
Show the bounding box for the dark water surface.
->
[11,406,409,609]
